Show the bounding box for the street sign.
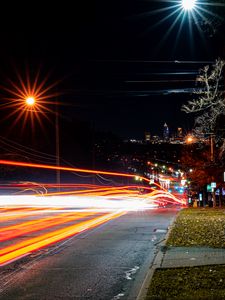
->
[207,184,212,192]
[211,182,216,188]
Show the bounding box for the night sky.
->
[0,1,224,139]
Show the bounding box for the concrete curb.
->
[136,214,178,300]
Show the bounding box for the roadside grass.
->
[166,208,225,248]
[146,208,225,300]
[146,265,225,300]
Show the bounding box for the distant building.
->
[163,123,169,141]
[152,135,160,143]
[145,132,151,142]
[177,127,183,138]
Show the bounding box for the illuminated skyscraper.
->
[163,123,169,141]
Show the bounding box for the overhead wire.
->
[0,135,123,184]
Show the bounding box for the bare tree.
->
[194,0,225,38]
[182,58,225,137]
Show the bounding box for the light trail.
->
[0,160,151,183]
[0,211,125,266]
[0,183,103,190]
[0,207,62,222]
[0,160,185,267]
[0,212,95,242]
[0,189,184,266]
[0,186,185,208]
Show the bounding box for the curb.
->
[136,214,178,300]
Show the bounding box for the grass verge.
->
[166,208,225,248]
[146,208,225,299]
[146,265,225,300]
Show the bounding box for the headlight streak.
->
[0,212,95,243]
[0,160,185,266]
[0,206,62,222]
[0,211,125,266]
[0,188,184,266]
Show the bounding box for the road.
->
[0,207,178,300]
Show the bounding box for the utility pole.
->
[210,134,214,163]
[55,100,60,191]
[209,133,216,207]
[92,121,96,185]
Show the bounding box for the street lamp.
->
[181,0,196,10]
[24,95,60,188]
[4,71,61,188]
[206,133,214,163]
[185,134,196,144]
[25,97,35,106]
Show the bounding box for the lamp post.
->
[207,133,216,206]
[186,132,216,207]
[55,100,60,191]
[185,134,196,144]
[181,0,196,11]
[24,96,60,189]
[185,133,214,162]
[209,133,214,163]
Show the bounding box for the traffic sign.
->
[207,184,212,192]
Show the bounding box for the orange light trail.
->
[0,207,61,222]
[0,160,150,183]
[39,185,184,205]
[0,185,185,266]
[0,211,125,266]
[41,185,152,197]
[0,212,94,243]
[0,160,185,267]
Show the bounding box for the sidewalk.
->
[137,242,225,300]
[137,209,225,300]
[160,246,225,268]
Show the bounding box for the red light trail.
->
[0,210,125,266]
[0,160,150,183]
[0,159,185,267]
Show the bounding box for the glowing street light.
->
[25,96,36,106]
[3,70,61,188]
[181,0,196,11]
[187,136,194,143]
[185,135,196,144]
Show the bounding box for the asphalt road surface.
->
[0,208,178,300]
